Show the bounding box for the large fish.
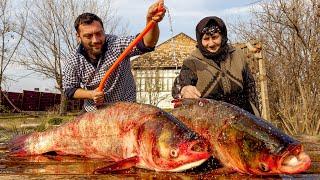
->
[8,102,210,173]
[171,98,311,175]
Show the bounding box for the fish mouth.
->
[278,146,311,174]
[168,159,208,172]
[190,139,210,154]
[184,139,211,161]
[190,140,211,160]
[168,140,210,172]
[155,140,210,172]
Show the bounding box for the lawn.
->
[0,113,79,142]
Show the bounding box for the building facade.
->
[131,33,196,109]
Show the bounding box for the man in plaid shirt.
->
[63,1,166,112]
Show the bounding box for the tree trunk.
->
[0,87,2,108]
[59,91,67,115]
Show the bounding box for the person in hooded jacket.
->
[172,16,260,116]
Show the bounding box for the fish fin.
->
[7,134,30,156]
[93,156,139,174]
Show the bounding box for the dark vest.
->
[183,46,260,116]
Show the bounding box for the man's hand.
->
[91,89,105,105]
[181,85,201,99]
[73,88,105,105]
[146,0,166,23]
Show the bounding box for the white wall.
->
[134,69,180,109]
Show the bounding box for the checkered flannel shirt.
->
[62,34,154,112]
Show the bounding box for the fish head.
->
[172,98,311,175]
[137,111,211,172]
[217,113,311,175]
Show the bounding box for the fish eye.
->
[198,101,204,107]
[259,162,270,172]
[170,149,179,158]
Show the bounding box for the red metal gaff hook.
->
[97,0,165,92]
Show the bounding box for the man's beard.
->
[88,46,102,57]
[81,41,104,58]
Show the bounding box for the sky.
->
[5,0,265,93]
[112,0,261,42]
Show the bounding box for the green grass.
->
[0,113,78,142]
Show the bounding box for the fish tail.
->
[7,134,30,156]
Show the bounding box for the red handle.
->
[97,1,164,92]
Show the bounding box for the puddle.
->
[0,141,320,179]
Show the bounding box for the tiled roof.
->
[131,33,261,74]
[131,33,196,69]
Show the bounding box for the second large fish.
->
[171,98,311,175]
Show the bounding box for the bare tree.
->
[233,0,320,135]
[0,0,27,109]
[18,0,125,114]
[136,69,171,107]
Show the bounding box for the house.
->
[131,33,196,109]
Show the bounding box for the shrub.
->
[48,117,63,125]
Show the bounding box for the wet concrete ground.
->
[0,138,319,179]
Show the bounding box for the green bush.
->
[48,117,63,125]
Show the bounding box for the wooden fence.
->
[0,90,83,112]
